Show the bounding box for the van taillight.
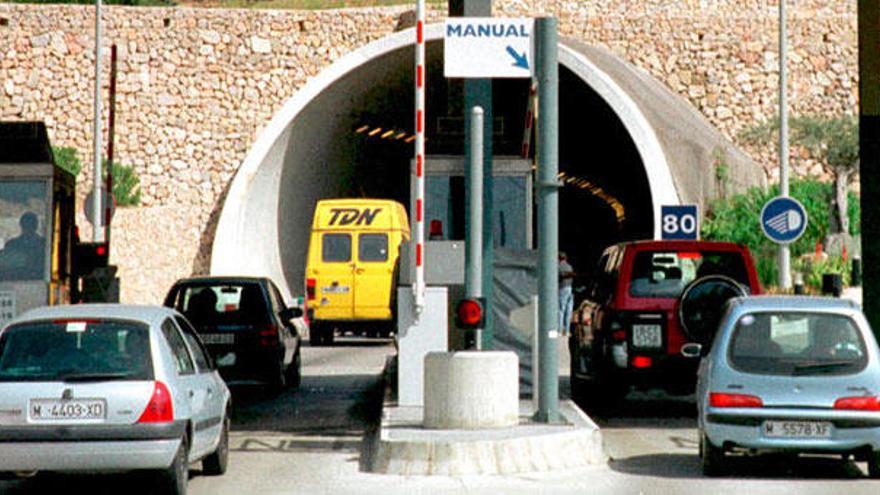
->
[834,396,880,411]
[306,278,316,300]
[138,381,174,423]
[259,324,279,346]
[709,392,763,408]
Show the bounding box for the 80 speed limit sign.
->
[660,205,699,240]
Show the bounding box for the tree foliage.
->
[702,179,859,288]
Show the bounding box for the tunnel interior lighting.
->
[368,127,383,137]
[355,125,370,134]
[557,171,626,222]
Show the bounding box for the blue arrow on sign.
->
[506,46,529,70]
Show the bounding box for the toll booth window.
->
[322,234,351,262]
[0,180,49,282]
[358,234,388,262]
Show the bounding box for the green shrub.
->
[794,254,850,293]
[701,178,860,288]
[106,160,141,207]
[53,147,82,177]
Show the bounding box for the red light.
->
[677,251,702,259]
[306,278,316,301]
[138,381,174,423]
[52,319,99,325]
[95,244,107,257]
[612,330,627,342]
[259,325,279,346]
[632,356,653,368]
[709,392,763,408]
[429,219,443,239]
[834,396,880,411]
[457,299,482,327]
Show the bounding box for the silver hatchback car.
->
[0,304,231,494]
[696,296,880,477]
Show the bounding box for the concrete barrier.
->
[423,351,519,429]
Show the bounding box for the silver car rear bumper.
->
[705,407,880,452]
[0,438,181,472]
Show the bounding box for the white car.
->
[0,304,232,494]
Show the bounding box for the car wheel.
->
[700,434,725,477]
[286,350,302,389]
[868,449,880,479]
[325,325,335,346]
[202,415,230,476]
[160,434,189,495]
[309,323,322,347]
[268,357,287,394]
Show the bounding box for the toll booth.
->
[397,155,533,405]
[0,122,76,325]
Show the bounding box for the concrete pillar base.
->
[424,351,519,429]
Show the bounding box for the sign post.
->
[534,16,559,424]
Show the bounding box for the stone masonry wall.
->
[0,1,858,303]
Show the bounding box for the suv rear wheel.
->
[868,449,880,478]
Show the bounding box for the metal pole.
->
[91,0,104,243]
[106,44,117,247]
[778,0,791,289]
[462,0,494,349]
[467,106,484,350]
[535,16,559,424]
[413,0,427,312]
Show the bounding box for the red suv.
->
[569,240,761,400]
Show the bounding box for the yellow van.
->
[305,198,410,346]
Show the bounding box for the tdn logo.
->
[328,208,383,226]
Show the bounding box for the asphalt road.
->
[3,337,880,494]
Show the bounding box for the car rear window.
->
[628,250,750,298]
[176,283,270,328]
[0,320,153,382]
[728,312,867,376]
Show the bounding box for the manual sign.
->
[444,18,535,79]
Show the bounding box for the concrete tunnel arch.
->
[210,23,755,302]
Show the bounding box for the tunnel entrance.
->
[213,27,666,300]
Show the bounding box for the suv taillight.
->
[834,396,880,411]
[138,381,174,423]
[306,278,316,301]
[259,324,279,346]
[709,392,763,408]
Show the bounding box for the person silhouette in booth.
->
[0,212,45,281]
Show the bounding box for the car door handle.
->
[207,387,213,396]
[355,268,365,274]
[188,389,195,399]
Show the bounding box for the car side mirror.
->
[681,342,703,358]
[280,307,304,321]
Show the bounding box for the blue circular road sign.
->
[761,196,808,244]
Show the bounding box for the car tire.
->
[202,415,230,476]
[267,357,287,394]
[160,434,189,495]
[868,449,880,479]
[309,323,323,347]
[325,325,335,346]
[700,433,725,477]
[286,350,302,389]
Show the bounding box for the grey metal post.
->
[461,0,494,350]
[467,106,484,350]
[91,0,104,243]
[778,0,791,289]
[535,17,559,424]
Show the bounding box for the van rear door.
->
[353,233,393,319]
[317,233,355,319]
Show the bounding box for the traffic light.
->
[74,242,109,276]
[455,297,485,330]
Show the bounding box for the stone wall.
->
[0,1,858,303]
